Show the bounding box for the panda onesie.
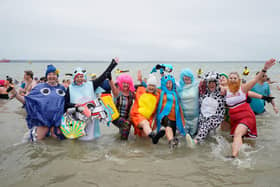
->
[195,71,225,143]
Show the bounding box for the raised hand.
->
[137,70,142,82]
[264,58,276,70]
[113,57,119,64]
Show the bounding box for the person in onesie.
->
[186,71,225,146]
[130,73,161,143]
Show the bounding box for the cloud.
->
[0,0,280,60]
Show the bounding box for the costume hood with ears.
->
[72,67,87,85]
[200,71,221,94]
[156,74,186,136]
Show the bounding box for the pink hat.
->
[116,74,135,92]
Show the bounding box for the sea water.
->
[0,60,280,186]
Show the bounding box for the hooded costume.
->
[195,71,225,142]
[177,69,199,137]
[64,59,117,140]
[130,74,160,136]
[156,74,185,136]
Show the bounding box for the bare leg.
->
[36,126,49,140]
[165,126,174,141]
[232,124,248,157]
[138,120,152,137]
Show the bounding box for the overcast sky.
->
[0,0,279,61]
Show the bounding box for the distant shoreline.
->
[5,60,265,63]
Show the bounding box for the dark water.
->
[1,61,280,186]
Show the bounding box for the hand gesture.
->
[264,58,276,70]
[137,70,142,82]
[113,57,119,64]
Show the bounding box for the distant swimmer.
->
[243,66,250,76]
[197,68,203,78]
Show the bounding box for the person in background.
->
[9,64,66,141]
[219,73,231,131]
[39,76,47,83]
[243,66,250,76]
[197,68,203,79]
[19,70,37,96]
[249,72,278,114]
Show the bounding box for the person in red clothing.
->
[225,58,276,158]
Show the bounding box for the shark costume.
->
[64,59,117,140]
[178,69,199,137]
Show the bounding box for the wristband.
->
[262,69,267,73]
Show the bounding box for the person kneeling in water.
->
[155,74,186,149]
[10,65,66,141]
[130,74,161,142]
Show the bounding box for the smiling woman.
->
[9,64,66,141]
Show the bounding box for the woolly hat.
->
[45,64,59,77]
[147,74,157,86]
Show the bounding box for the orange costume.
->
[130,86,160,136]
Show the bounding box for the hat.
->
[73,67,87,82]
[147,74,157,86]
[45,64,59,77]
[220,73,228,79]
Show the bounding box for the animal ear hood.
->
[203,71,220,82]
[73,67,87,82]
[161,74,176,92]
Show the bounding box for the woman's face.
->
[75,74,84,85]
[228,74,239,83]
[208,81,217,92]
[219,75,228,86]
[122,82,130,91]
[47,72,58,85]
[147,84,156,93]
[166,80,173,90]
[183,76,192,85]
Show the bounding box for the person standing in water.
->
[197,68,203,79]
[64,59,117,141]
[109,73,135,140]
[177,69,199,138]
[226,58,276,158]
[249,72,278,114]
[186,72,225,146]
[243,66,250,76]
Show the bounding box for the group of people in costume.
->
[7,57,278,158]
